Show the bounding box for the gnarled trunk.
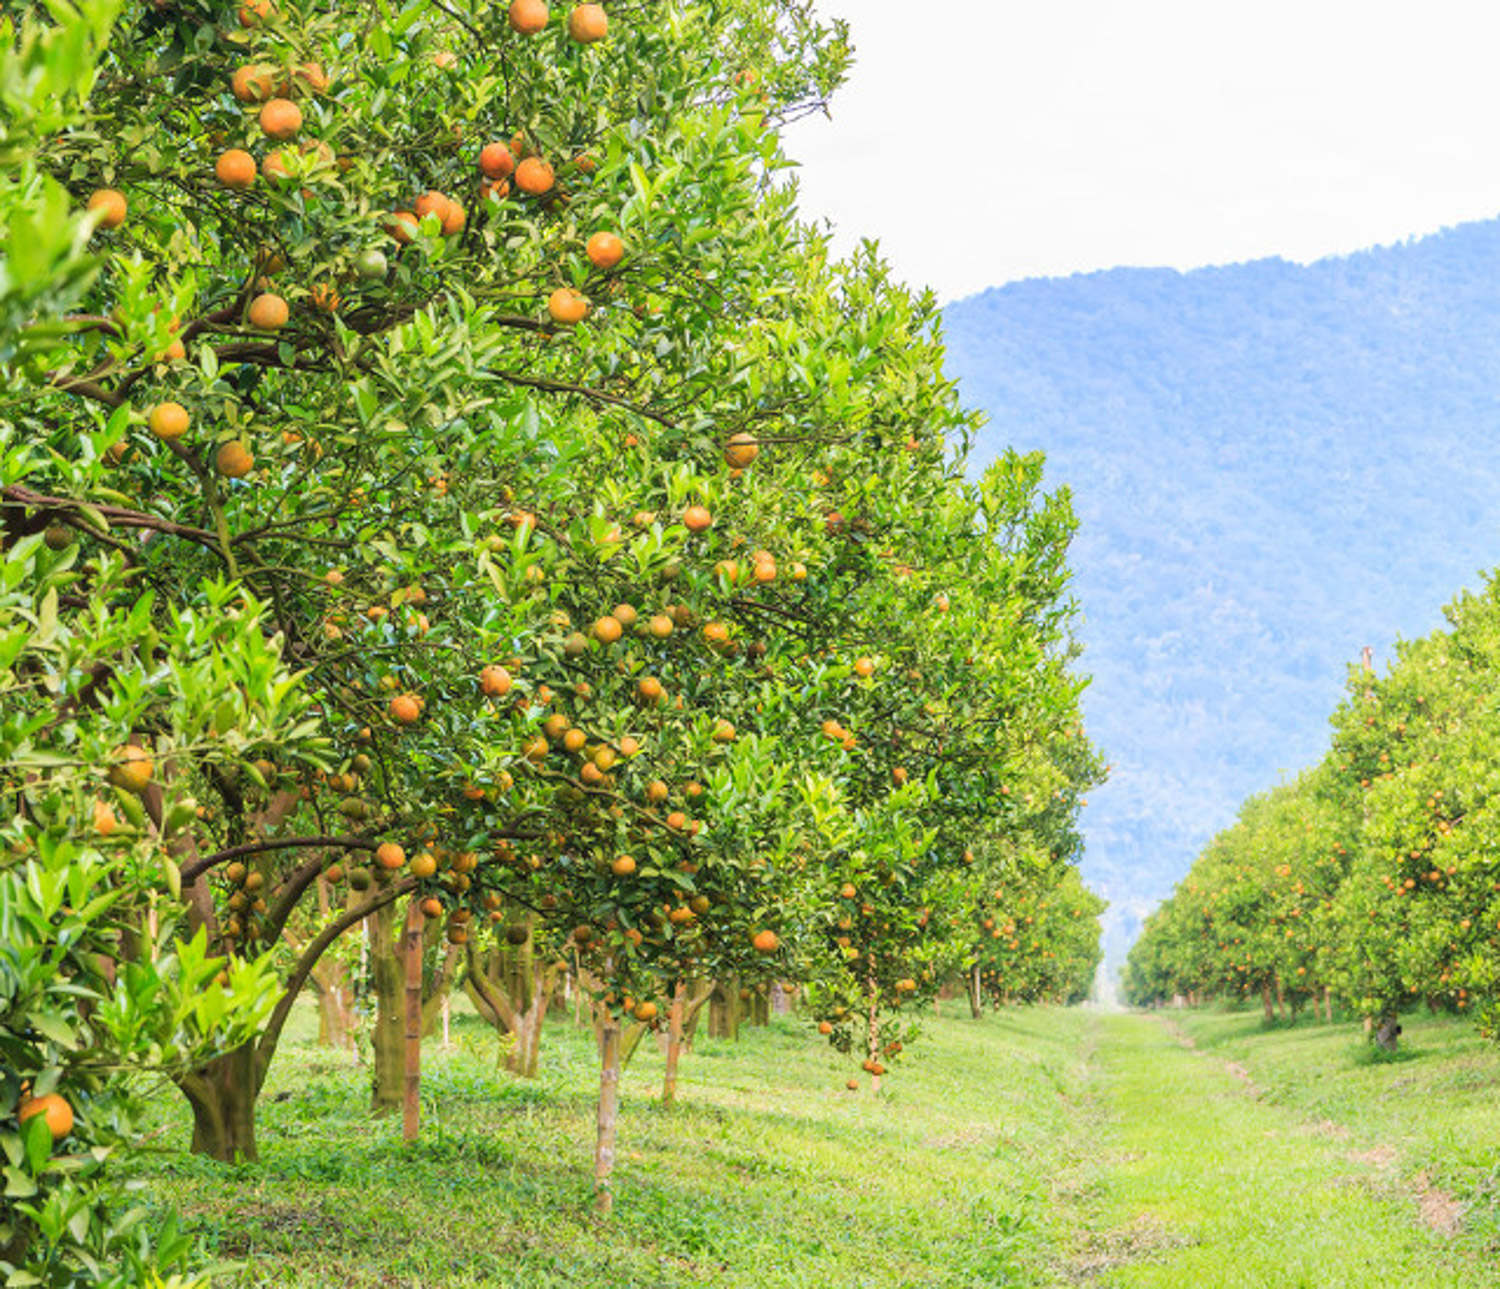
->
[464,920,559,1078]
[179,1042,260,1163]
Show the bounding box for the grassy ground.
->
[126,1002,1500,1287]
[130,1001,1095,1287]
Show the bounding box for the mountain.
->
[942,217,1500,964]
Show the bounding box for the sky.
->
[785,0,1500,301]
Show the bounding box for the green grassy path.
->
[1068,1011,1493,1287]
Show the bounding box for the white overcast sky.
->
[785,1,1500,301]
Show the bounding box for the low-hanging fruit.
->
[568,3,608,42]
[148,401,190,440]
[87,188,127,228]
[109,744,153,793]
[389,693,423,724]
[508,0,548,33]
[216,441,254,478]
[215,149,257,190]
[247,292,289,329]
[479,141,515,179]
[586,230,624,270]
[547,287,588,325]
[723,433,758,468]
[751,928,779,953]
[515,156,554,195]
[19,1093,74,1140]
[258,97,302,140]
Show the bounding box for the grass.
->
[124,1001,1500,1286]
[128,1001,1095,1287]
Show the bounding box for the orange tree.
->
[2,2,283,1279]
[4,0,869,1167]
[788,445,1104,1085]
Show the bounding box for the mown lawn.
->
[125,1001,1500,1286]
[128,1002,1096,1287]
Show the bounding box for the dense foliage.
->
[2,0,1103,1276]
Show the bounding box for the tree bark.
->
[707,976,740,1039]
[463,928,557,1078]
[402,896,423,1143]
[967,962,983,1019]
[1375,1013,1402,1051]
[368,901,404,1113]
[594,1011,622,1217]
[179,1042,260,1163]
[867,954,882,1093]
[1261,983,1275,1024]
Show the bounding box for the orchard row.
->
[1125,577,1500,1047]
[1,0,1102,1282]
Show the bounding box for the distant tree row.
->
[1125,577,1500,1047]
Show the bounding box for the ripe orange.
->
[387,210,418,244]
[247,293,289,329]
[586,230,624,270]
[593,614,623,644]
[215,149,257,190]
[547,288,589,325]
[682,505,712,532]
[515,156,555,195]
[389,693,423,724]
[92,799,118,836]
[293,61,330,94]
[638,676,664,703]
[611,854,637,876]
[420,896,443,918]
[148,401,190,440]
[479,141,515,179]
[410,851,438,879]
[19,1093,73,1140]
[645,779,669,804]
[237,0,272,25]
[818,1020,833,1035]
[712,720,735,743]
[215,441,254,478]
[258,97,302,140]
[87,188,127,229]
[480,665,513,696]
[508,0,548,33]
[702,620,730,647]
[231,63,274,102]
[723,433,758,468]
[648,613,674,639]
[853,656,875,678]
[751,928,779,953]
[568,3,608,41]
[375,842,406,870]
[108,743,153,791]
[633,1000,657,1022]
[480,177,511,204]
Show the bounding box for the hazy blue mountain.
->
[942,218,1500,963]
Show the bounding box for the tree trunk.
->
[313,970,355,1051]
[179,1042,260,1163]
[967,962,983,1019]
[402,897,423,1143]
[708,976,739,1039]
[464,930,556,1078]
[1261,983,1275,1024]
[1323,985,1334,1023]
[594,1011,622,1217]
[368,902,404,1114]
[663,982,685,1108]
[1375,1013,1402,1051]
[1276,977,1287,1019]
[867,954,882,1094]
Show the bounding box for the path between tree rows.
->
[1052,1011,1485,1287]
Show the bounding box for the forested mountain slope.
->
[944,218,1500,956]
